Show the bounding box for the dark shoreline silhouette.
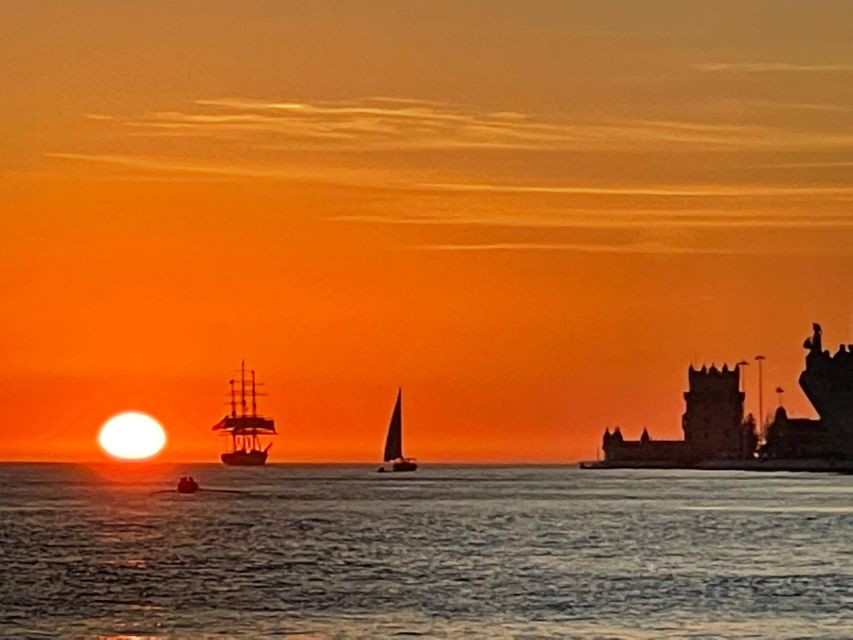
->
[585,323,853,473]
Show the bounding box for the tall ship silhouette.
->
[378,388,418,472]
[212,361,276,465]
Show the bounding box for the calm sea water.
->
[0,464,851,639]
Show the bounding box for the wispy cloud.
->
[103,97,582,150]
[411,241,721,254]
[415,181,853,199]
[44,152,395,187]
[80,96,853,153]
[46,153,270,177]
[737,99,852,114]
[44,95,853,259]
[47,152,853,208]
[748,160,853,170]
[408,241,841,256]
[334,212,853,230]
[693,62,853,73]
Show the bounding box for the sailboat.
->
[378,388,418,472]
[212,361,277,465]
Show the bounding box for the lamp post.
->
[755,355,766,441]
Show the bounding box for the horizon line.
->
[0,459,588,466]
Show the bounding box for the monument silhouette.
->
[763,323,853,460]
[602,363,756,465]
[597,323,852,468]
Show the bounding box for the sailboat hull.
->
[377,460,417,473]
[393,461,417,472]
[221,450,268,466]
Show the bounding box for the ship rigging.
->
[212,361,276,465]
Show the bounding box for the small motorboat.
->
[177,475,200,494]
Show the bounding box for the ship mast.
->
[252,369,257,417]
[240,359,247,417]
[229,378,237,451]
[251,368,258,450]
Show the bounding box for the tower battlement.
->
[686,364,742,402]
[688,363,739,376]
[688,363,740,385]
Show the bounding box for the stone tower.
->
[682,364,747,459]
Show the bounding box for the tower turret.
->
[682,363,746,459]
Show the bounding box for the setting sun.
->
[98,412,167,460]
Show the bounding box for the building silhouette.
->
[600,323,852,467]
[603,363,757,465]
[764,323,853,460]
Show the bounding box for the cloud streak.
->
[82,96,853,153]
[333,212,853,230]
[411,241,725,254]
[416,181,853,199]
[44,152,398,187]
[693,62,853,73]
[409,241,846,256]
[737,99,852,114]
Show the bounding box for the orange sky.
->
[2,1,852,462]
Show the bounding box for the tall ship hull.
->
[213,361,277,466]
[221,449,269,466]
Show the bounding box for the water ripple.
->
[0,465,850,638]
